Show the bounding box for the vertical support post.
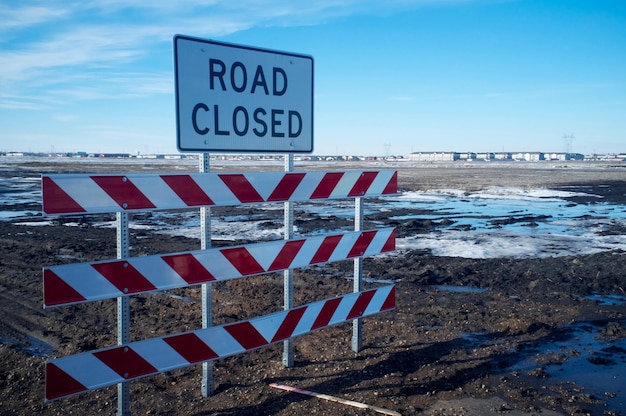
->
[200,153,214,397]
[352,196,363,352]
[116,211,130,416]
[283,153,295,368]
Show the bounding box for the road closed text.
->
[191,59,303,139]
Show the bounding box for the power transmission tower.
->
[384,143,391,158]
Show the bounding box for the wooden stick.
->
[269,383,402,416]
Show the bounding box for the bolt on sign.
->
[174,35,314,153]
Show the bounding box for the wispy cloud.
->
[0,0,493,110]
[0,97,49,111]
[0,4,72,31]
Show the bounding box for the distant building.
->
[409,152,459,162]
[406,151,594,162]
[545,152,585,161]
[476,152,495,160]
[588,153,626,161]
[458,152,477,161]
[494,152,512,160]
[512,152,544,162]
[97,153,132,158]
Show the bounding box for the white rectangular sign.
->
[174,35,314,153]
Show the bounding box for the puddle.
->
[585,293,626,305]
[511,321,626,411]
[460,331,492,344]
[3,170,626,259]
[0,210,36,220]
[363,277,399,284]
[430,285,487,293]
[12,220,53,227]
[0,336,55,358]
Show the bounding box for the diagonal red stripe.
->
[310,172,344,199]
[219,174,264,203]
[382,228,396,252]
[271,306,307,343]
[163,333,218,363]
[92,261,157,295]
[311,297,342,330]
[94,346,158,380]
[220,247,265,275]
[347,230,377,258]
[160,175,215,206]
[45,363,88,401]
[43,269,87,307]
[90,176,156,210]
[381,286,396,311]
[161,253,216,284]
[382,171,398,194]
[310,235,343,264]
[42,177,86,214]
[267,173,306,201]
[268,240,306,271]
[346,290,376,320]
[224,322,268,350]
[348,171,378,197]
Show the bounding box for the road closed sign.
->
[174,35,314,153]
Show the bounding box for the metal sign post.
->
[352,197,363,352]
[200,153,214,396]
[283,153,294,368]
[116,212,131,416]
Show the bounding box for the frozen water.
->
[3,167,626,259]
[510,321,626,411]
[390,187,626,258]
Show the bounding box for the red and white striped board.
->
[45,285,395,401]
[42,170,397,215]
[43,228,396,308]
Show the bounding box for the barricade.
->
[42,164,397,411]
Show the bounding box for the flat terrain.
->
[1,159,625,415]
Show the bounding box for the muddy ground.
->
[1,159,626,415]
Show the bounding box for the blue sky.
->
[1,0,625,156]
